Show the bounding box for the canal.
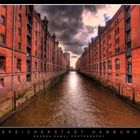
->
[2,71,140,127]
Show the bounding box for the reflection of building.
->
[0,5,68,99]
[63,52,70,69]
[76,5,140,103]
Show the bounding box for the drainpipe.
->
[12,6,16,110]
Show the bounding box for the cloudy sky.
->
[35,5,121,67]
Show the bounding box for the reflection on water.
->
[2,72,140,127]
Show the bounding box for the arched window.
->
[115,59,120,69]
[0,56,6,71]
[108,61,112,75]
[108,61,112,69]
[103,61,106,70]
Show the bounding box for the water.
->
[2,72,140,127]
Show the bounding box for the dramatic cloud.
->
[35,5,121,67]
[35,5,105,55]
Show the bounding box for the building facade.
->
[0,5,69,117]
[76,5,140,104]
[63,52,70,69]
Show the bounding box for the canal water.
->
[2,72,140,127]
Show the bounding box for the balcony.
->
[126,24,131,31]
[28,8,32,16]
[125,6,130,20]
[27,37,31,48]
[126,37,131,43]
[126,48,131,57]
[125,5,130,9]
[127,71,132,76]
[27,17,32,26]
[26,54,31,61]
[125,13,130,20]
[27,27,32,37]
[27,42,31,48]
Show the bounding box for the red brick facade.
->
[76,5,140,103]
[0,5,69,104]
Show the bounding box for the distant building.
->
[63,52,70,68]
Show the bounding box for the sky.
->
[35,5,121,68]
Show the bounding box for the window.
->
[35,50,37,56]
[35,74,37,78]
[0,56,6,71]
[27,15,32,25]
[115,18,119,25]
[103,62,106,69]
[115,38,119,45]
[35,62,37,70]
[127,75,132,83]
[109,34,111,39]
[108,61,112,69]
[27,36,31,46]
[103,62,106,74]
[18,28,21,35]
[27,60,31,72]
[126,6,130,17]
[115,29,117,35]
[127,42,131,49]
[0,15,5,25]
[117,18,119,24]
[0,78,4,89]
[18,76,20,83]
[115,47,120,54]
[0,34,5,44]
[26,74,31,82]
[27,25,31,35]
[18,14,21,22]
[41,63,43,71]
[19,5,22,10]
[35,40,37,46]
[36,22,37,28]
[127,57,132,74]
[27,47,31,56]
[44,63,46,72]
[117,27,119,34]
[126,18,130,29]
[97,63,98,70]
[126,30,131,41]
[17,59,21,71]
[108,61,112,75]
[115,59,120,69]
[126,42,131,57]
[35,31,37,38]
[18,42,21,50]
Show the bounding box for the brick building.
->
[76,5,140,103]
[0,5,69,115]
[63,52,70,69]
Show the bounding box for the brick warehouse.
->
[0,5,69,118]
[76,5,140,104]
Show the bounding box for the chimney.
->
[52,33,56,42]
